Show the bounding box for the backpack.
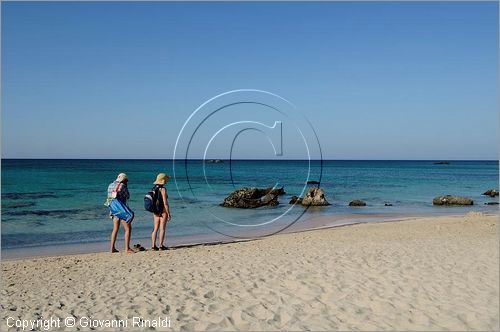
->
[104,182,121,207]
[144,185,162,213]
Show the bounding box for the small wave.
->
[2,192,58,200]
[2,201,37,209]
[3,208,87,218]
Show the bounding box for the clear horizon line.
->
[1,158,499,162]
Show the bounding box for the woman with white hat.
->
[106,172,134,253]
[150,173,171,251]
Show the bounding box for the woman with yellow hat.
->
[150,173,171,251]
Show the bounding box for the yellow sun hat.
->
[154,173,170,185]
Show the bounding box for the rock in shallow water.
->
[220,187,283,208]
[301,188,330,206]
[483,189,499,197]
[432,195,473,206]
[289,195,302,204]
[349,200,366,207]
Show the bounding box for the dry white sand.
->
[2,213,498,331]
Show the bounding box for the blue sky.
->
[2,2,498,159]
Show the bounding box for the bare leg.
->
[159,213,167,248]
[110,218,120,253]
[151,215,160,249]
[121,220,134,253]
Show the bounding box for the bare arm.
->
[161,188,171,220]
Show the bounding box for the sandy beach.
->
[1,212,498,331]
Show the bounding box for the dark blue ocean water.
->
[1,159,498,254]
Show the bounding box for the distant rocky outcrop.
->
[384,203,393,206]
[432,195,473,206]
[301,188,330,206]
[349,199,366,207]
[433,161,450,165]
[220,187,283,208]
[483,189,499,197]
[485,202,499,205]
[207,159,224,164]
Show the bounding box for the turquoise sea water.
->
[1,159,498,256]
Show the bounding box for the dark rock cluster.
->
[432,195,473,206]
[220,187,284,208]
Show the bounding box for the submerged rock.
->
[349,199,366,207]
[306,180,321,185]
[483,189,499,197]
[301,187,330,206]
[289,195,302,204]
[432,195,473,206]
[485,202,499,205]
[220,187,282,208]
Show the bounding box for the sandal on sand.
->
[133,244,146,252]
[160,245,168,251]
[151,246,159,251]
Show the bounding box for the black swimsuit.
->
[153,185,167,213]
